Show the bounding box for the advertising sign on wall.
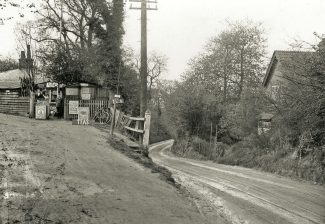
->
[78,107,89,125]
[35,105,47,120]
[81,93,91,100]
[69,101,79,115]
[66,88,79,96]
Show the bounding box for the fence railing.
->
[114,110,151,147]
[63,99,111,120]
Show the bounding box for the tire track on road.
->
[150,141,325,224]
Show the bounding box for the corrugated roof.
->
[0,69,49,89]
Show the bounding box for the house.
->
[0,45,51,116]
[258,36,325,134]
[262,50,313,100]
[0,69,29,97]
[0,69,49,96]
[259,50,314,134]
[62,83,114,120]
[0,45,48,97]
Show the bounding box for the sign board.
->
[81,93,91,100]
[69,101,79,114]
[46,82,58,88]
[78,107,89,125]
[66,87,79,96]
[113,98,124,104]
[115,94,121,98]
[35,105,47,120]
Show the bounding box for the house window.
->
[258,121,271,135]
[271,85,280,100]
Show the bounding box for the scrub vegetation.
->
[151,21,325,184]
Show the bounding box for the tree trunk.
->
[223,49,229,103]
[239,49,245,98]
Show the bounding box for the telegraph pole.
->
[58,0,63,97]
[129,0,157,118]
[139,0,147,118]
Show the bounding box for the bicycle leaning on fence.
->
[91,106,112,124]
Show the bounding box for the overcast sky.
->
[1,0,324,80]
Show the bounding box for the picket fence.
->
[63,99,111,120]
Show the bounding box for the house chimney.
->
[19,51,26,69]
[27,44,31,59]
[26,45,34,76]
[21,51,26,59]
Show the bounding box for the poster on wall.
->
[81,93,91,100]
[69,101,79,115]
[78,107,89,125]
[35,105,47,120]
[66,88,79,96]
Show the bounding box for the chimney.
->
[21,51,26,59]
[18,45,34,71]
[27,44,31,59]
[26,44,33,71]
[19,51,26,69]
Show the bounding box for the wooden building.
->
[65,82,113,100]
[259,50,314,134]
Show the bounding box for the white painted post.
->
[143,110,151,147]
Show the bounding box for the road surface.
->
[0,114,210,224]
[150,140,325,224]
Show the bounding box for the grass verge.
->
[107,135,179,187]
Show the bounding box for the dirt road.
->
[0,114,209,224]
[150,140,325,224]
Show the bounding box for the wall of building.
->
[266,61,287,100]
[0,96,30,116]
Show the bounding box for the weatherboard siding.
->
[0,96,30,116]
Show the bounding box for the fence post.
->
[63,99,66,119]
[143,110,151,148]
[29,92,35,118]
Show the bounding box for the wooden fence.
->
[0,96,30,116]
[63,99,111,120]
[114,110,151,147]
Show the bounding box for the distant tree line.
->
[0,56,19,72]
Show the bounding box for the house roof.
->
[0,69,49,89]
[262,50,313,87]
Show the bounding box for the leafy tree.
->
[160,20,267,144]
[183,20,267,103]
[0,56,19,72]
[45,48,83,84]
[15,0,125,88]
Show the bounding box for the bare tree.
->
[147,52,167,100]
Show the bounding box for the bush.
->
[171,138,206,160]
[171,136,219,160]
[171,134,325,184]
[218,135,325,184]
